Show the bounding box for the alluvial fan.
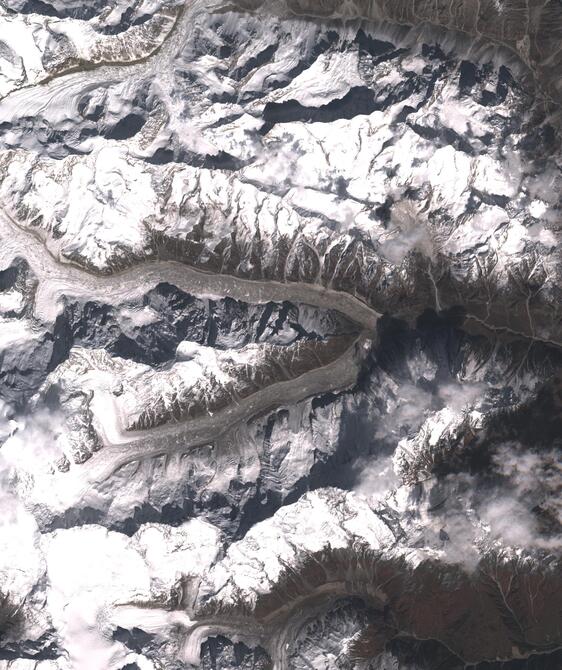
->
[0,0,561,668]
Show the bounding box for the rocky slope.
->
[0,0,561,669]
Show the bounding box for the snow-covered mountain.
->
[0,0,560,668]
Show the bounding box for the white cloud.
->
[480,497,542,548]
[354,455,399,502]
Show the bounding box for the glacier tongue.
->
[0,0,561,668]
